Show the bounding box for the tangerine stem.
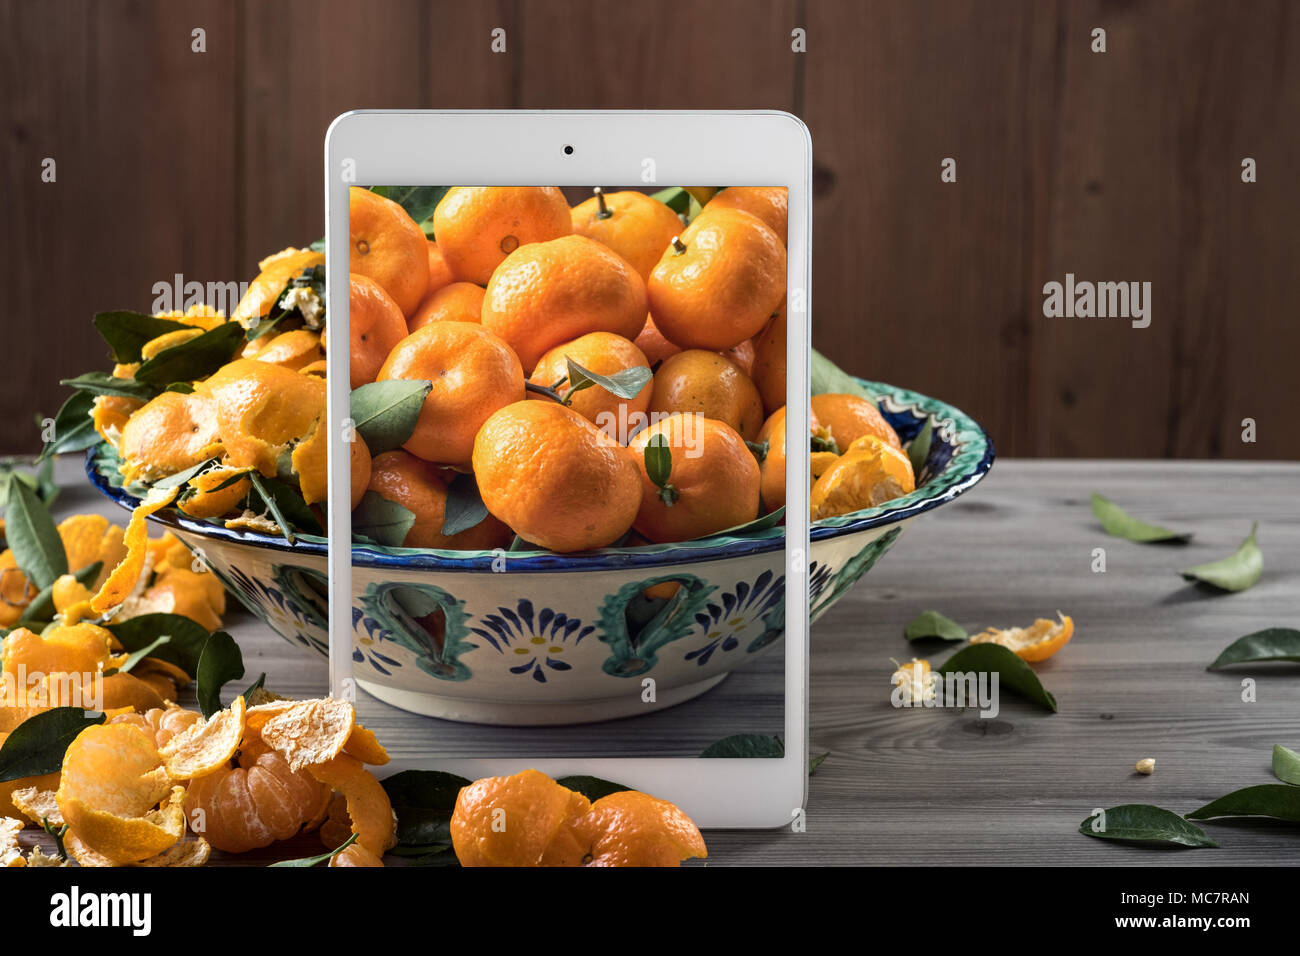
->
[594,186,612,220]
[525,381,565,404]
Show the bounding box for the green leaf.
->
[808,752,829,775]
[112,635,171,676]
[1207,628,1300,670]
[701,734,785,758]
[938,643,1058,712]
[58,371,157,402]
[37,391,100,461]
[242,673,267,703]
[195,631,245,718]
[905,610,967,642]
[107,613,211,677]
[18,561,101,626]
[248,472,323,543]
[350,380,433,455]
[704,505,784,540]
[269,832,358,867]
[810,348,874,400]
[907,417,933,477]
[370,185,451,228]
[353,491,416,548]
[644,433,673,488]
[1186,784,1300,823]
[1181,523,1262,592]
[1080,805,1217,848]
[133,321,244,387]
[555,775,631,802]
[1090,492,1191,543]
[441,472,488,536]
[152,458,216,490]
[92,311,193,363]
[564,358,652,402]
[3,476,68,589]
[381,769,472,848]
[1272,745,1300,786]
[650,186,690,214]
[0,708,105,782]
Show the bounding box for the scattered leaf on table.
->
[269,832,358,868]
[1185,784,1300,823]
[1079,804,1217,848]
[1206,628,1300,670]
[107,612,211,677]
[556,775,632,802]
[1180,523,1262,592]
[350,379,433,455]
[1272,745,1300,786]
[905,610,966,642]
[701,733,785,758]
[3,476,68,589]
[938,643,1058,712]
[195,630,245,718]
[1089,493,1192,543]
[380,769,473,848]
[0,708,105,782]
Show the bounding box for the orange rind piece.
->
[330,842,385,867]
[1,817,24,868]
[1,623,114,682]
[159,695,246,780]
[8,786,63,827]
[306,754,396,857]
[810,434,915,521]
[179,465,252,520]
[260,697,355,772]
[91,486,179,614]
[970,612,1074,662]
[890,657,936,705]
[140,328,204,360]
[56,722,184,864]
[342,723,390,766]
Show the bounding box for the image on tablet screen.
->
[344,185,800,758]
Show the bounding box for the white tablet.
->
[323,110,810,828]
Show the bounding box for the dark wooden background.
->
[2,0,1297,458]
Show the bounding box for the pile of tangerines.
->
[347,184,914,553]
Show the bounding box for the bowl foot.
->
[355,673,730,726]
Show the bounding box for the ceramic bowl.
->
[86,377,993,725]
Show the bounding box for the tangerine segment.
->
[306,754,396,857]
[450,769,591,867]
[809,437,915,521]
[159,695,246,780]
[481,234,648,374]
[260,697,356,772]
[970,613,1074,662]
[648,207,786,351]
[472,401,642,553]
[570,790,707,867]
[433,186,573,286]
[110,706,204,749]
[91,486,179,613]
[378,321,525,467]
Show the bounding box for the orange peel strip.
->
[91,486,179,613]
[159,694,245,780]
[9,786,63,827]
[135,836,211,867]
[307,754,396,856]
[261,697,355,772]
[969,612,1074,662]
[1,817,24,868]
[343,723,390,766]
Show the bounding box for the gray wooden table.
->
[36,457,1300,865]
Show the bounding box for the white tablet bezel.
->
[323,110,810,828]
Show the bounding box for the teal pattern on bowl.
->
[85,377,993,725]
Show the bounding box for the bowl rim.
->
[85,376,995,573]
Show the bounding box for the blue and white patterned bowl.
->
[86,378,993,725]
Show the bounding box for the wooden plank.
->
[516,0,799,109]
[0,0,239,452]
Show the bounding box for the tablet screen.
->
[343,185,791,759]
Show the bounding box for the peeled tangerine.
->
[970,612,1074,662]
[55,723,187,864]
[451,769,706,867]
[810,434,915,521]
